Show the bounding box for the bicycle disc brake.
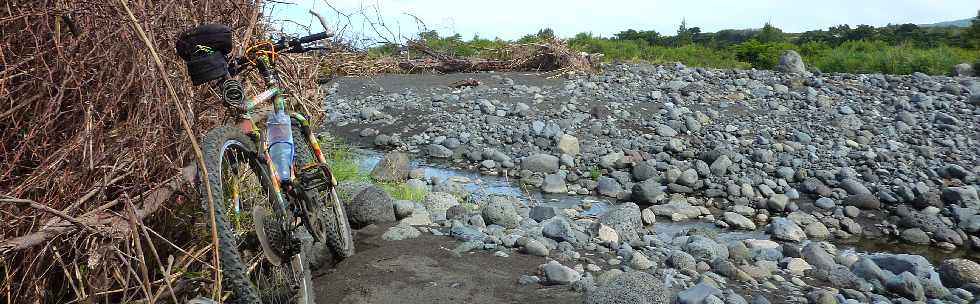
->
[253,206,299,265]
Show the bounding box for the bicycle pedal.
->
[297,163,332,191]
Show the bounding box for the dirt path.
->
[312,224,582,304]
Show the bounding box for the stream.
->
[355,149,979,265]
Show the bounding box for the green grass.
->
[380,183,427,202]
[320,137,427,202]
[564,35,978,75]
[320,138,369,183]
[803,40,980,75]
[567,34,751,69]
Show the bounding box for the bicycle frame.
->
[229,53,336,213]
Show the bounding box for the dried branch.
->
[0,196,100,235]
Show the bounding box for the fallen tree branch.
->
[0,196,100,235]
[0,166,195,255]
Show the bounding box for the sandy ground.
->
[312,224,582,304]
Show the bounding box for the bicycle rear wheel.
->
[291,122,356,264]
[199,126,303,304]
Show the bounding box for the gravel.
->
[323,64,980,304]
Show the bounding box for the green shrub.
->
[567,34,749,68]
[805,42,978,75]
[729,40,796,70]
[364,30,979,76]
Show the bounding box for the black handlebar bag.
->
[175,24,233,85]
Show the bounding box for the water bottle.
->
[266,111,294,181]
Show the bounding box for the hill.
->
[920,17,975,28]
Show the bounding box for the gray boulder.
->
[683,236,729,262]
[939,259,980,288]
[481,199,521,228]
[632,179,664,204]
[844,194,881,210]
[768,217,806,242]
[723,212,756,230]
[941,186,979,209]
[542,173,568,193]
[599,202,643,242]
[584,271,670,304]
[557,134,580,155]
[530,205,558,222]
[371,151,410,182]
[632,162,659,181]
[392,200,415,219]
[886,272,925,301]
[709,155,732,176]
[868,254,933,278]
[422,192,459,220]
[541,260,581,285]
[523,154,560,173]
[776,50,806,74]
[676,282,722,304]
[427,144,453,158]
[449,220,485,242]
[336,180,372,205]
[840,179,872,196]
[542,216,579,243]
[597,177,624,198]
[521,238,550,257]
[382,222,421,241]
[348,186,396,228]
[954,63,975,77]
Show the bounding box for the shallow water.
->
[356,150,978,264]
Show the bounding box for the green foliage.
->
[363,20,979,76]
[805,41,980,75]
[589,166,601,180]
[517,28,557,44]
[757,22,785,43]
[729,40,795,69]
[567,34,750,69]
[321,138,427,202]
[321,139,369,182]
[969,10,980,48]
[798,22,972,48]
[380,183,427,202]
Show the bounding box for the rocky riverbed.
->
[320,62,980,303]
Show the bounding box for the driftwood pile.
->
[0,1,330,303]
[0,0,597,301]
[396,38,600,74]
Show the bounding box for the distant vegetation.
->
[372,10,980,75]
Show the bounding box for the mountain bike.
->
[176,24,354,304]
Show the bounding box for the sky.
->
[267,0,977,42]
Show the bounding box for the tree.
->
[847,24,876,41]
[676,19,693,46]
[827,24,852,45]
[968,10,980,48]
[714,29,759,47]
[419,30,439,41]
[757,22,785,43]
[536,28,556,41]
[615,29,641,40]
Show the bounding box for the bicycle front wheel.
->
[292,122,356,264]
[199,126,301,304]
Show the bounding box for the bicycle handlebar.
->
[274,31,334,53]
[228,31,333,77]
